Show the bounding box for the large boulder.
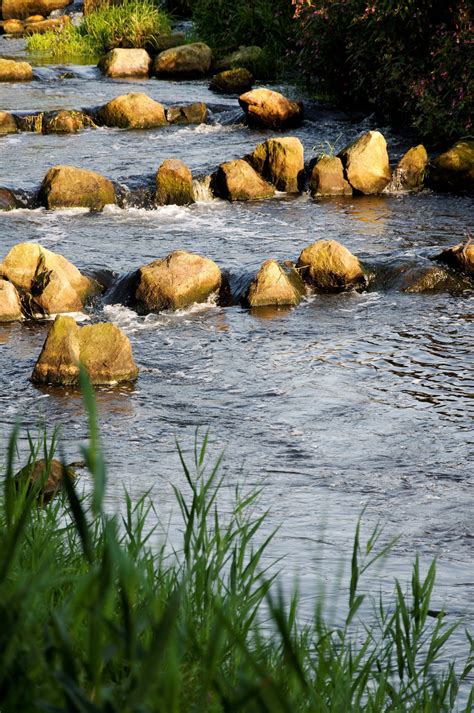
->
[339,131,391,194]
[153,42,212,78]
[15,458,75,503]
[247,260,305,308]
[246,137,304,192]
[433,241,474,278]
[428,139,474,193]
[214,46,263,72]
[310,155,353,196]
[97,93,167,129]
[98,48,152,78]
[31,315,139,386]
[155,159,194,206]
[0,111,17,134]
[211,159,275,201]
[0,242,96,314]
[239,88,303,130]
[135,250,221,312]
[166,102,207,125]
[43,110,96,134]
[0,279,22,321]
[297,240,366,291]
[0,58,33,81]
[2,0,69,19]
[40,165,116,210]
[210,68,253,94]
[386,145,428,192]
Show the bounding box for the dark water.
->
[1,38,473,693]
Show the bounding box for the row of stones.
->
[1,13,68,36]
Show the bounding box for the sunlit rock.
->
[246,137,304,192]
[339,130,391,194]
[246,260,305,307]
[98,93,167,129]
[211,159,275,201]
[153,43,212,78]
[98,48,152,78]
[310,155,353,196]
[155,159,194,206]
[239,88,303,130]
[297,239,366,291]
[40,165,116,210]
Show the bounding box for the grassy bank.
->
[1,370,473,711]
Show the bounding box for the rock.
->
[0,58,33,82]
[214,46,263,72]
[210,68,253,94]
[40,165,116,210]
[43,110,96,134]
[3,18,24,33]
[153,42,212,78]
[297,239,366,291]
[339,130,391,194]
[247,260,305,307]
[148,32,185,53]
[211,159,275,201]
[0,242,96,314]
[98,48,151,78]
[15,113,43,132]
[246,137,304,192]
[0,187,20,210]
[155,159,194,206]
[433,242,474,278]
[2,0,69,20]
[15,458,75,502]
[97,93,167,129]
[166,102,207,125]
[24,16,70,34]
[386,145,428,192]
[402,264,472,293]
[0,279,22,321]
[31,315,139,386]
[428,139,474,193]
[310,155,353,196]
[135,250,221,312]
[25,14,44,22]
[239,88,303,130]
[0,111,17,134]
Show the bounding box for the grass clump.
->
[0,368,473,711]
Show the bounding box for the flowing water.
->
[1,37,473,688]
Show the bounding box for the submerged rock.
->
[246,137,304,192]
[43,110,96,134]
[297,240,366,291]
[402,264,472,293]
[166,102,207,125]
[214,46,263,73]
[246,260,305,307]
[98,48,152,78]
[0,58,33,82]
[155,159,194,206]
[135,250,221,312]
[310,155,353,196]
[210,68,253,94]
[433,241,474,277]
[239,88,303,130]
[0,279,22,321]
[40,165,116,210]
[153,43,212,78]
[428,139,474,194]
[0,111,17,134]
[339,131,391,194]
[212,159,275,201]
[98,93,167,129]
[31,315,139,386]
[15,458,75,502]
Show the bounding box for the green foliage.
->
[0,371,473,710]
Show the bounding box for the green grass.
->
[0,367,473,711]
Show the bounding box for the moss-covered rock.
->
[386,145,428,192]
[433,242,474,277]
[297,240,366,291]
[246,260,305,307]
[153,43,212,78]
[155,159,194,206]
[339,131,391,194]
[98,48,152,78]
[15,458,75,502]
[0,111,17,134]
[43,110,97,134]
[310,155,353,196]
[239,88,303,130]
[15,112,43,132]
[40,165,116,210]
[210,68,253,94]
[428,139,474,194]
[0,279,22,321]
[166,102,207,125]
[0,58,33,82]
[135,250,221,312]
[97,93,167,129]
[2,0,69,19]
[212,159,275,201]
[214,46,263,73]
[246,137,304,192]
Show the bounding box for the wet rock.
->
[0,242,97,314]
[0,187,20,210]
[155,159,194,206]
[428,139,474,194]
[402,264,472,293]
[246,137,304,192]
[246,260,305,307]
[297,239,366,291]
[3,18,24,33]
[24,15,70,34]
[214,46,263,73]
[40,165,116,210]
[386,145,428,192]
[310,155,353,196]
[339,130,391,194]
[147,32,185,53]
[135,250,221,312]
[210,68,253,94]
[15,458,75,502]
[15,112,44,132]
[2,0,69,20]
[153,42,212,78]
[98,48,152,78]
[166,102,207,125]
[0,111,17,134]
[211,159,275,201]
[0,58,33,82]
[239,88,303,130]
[97,92,167,129]
[43,110,97,134]
[0,279,22,321]
[31,315,139,386]
[433,241,474,278]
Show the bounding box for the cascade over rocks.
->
[0,111,17,134]
[246,137,304,192]
[15,458,75,502]
[339,131,391,194]
[155,159,194,206]
[166,102,207,125]
[31,315,139,386]
[386,145,428,192]
[0,279,22,321]
[246,260,306,308]
[238,88,303,130]
[40,165,116,210]
[2,0,69,19]
[297,240,366,291]
[310,155,353,196]
[135,250,221,312]
[210,68,253,94]
[428,139,474,193]
[98,93,167,129]
[433,242,474,277]
[153,43,212,78]
[43,110,96,134]
[214,46,263,72]
[0,58,33,81]
[98,48,152,78]
[211,159,275,201]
